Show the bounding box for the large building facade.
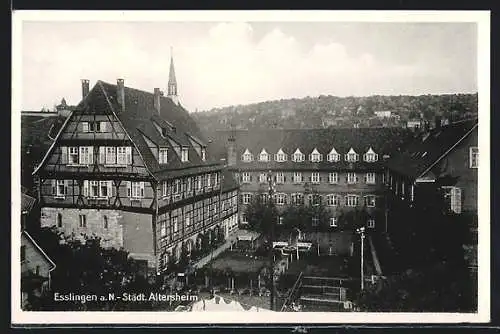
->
[207,128,411,232]
[33,59,238,273]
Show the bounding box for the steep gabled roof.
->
[387,119,478,179]
[21,193,36,213]
[34,80,222,178]
[22,231,56,270]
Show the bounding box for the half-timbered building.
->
[33,63,239,273]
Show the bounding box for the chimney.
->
[154,88,161,114]
[227,135,237,166]
[117,79,125,111]
[81,79,90,99]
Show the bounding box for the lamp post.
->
[267,170,276,311]
[356,227,366,291]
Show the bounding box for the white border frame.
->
[12,10,490,325]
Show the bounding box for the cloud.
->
[20,21,476,112]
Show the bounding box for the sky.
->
[20,20,478,112]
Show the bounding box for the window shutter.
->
[61,146,68,164]
[99,147,106,164]
[284,176,287,183]
[51,179,56,195]
[126,147,132,165]
[364,174,367,183]
[107,181,113,198]
[101,121,107,132]
[126,181,131,197]
[64,180,69,195]
[82,122,89,133]
[83,180,89,197]
[452,187,462,213]
[140,182,145,197]
[88,146,94,164]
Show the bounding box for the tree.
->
[244,192,278,236]
[25,227,159,311]
[337,208,369,231]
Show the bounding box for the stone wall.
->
[40,207,155,266]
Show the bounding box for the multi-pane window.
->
[291,193,304,205]
[89,181,99,198]
[275,149,287,162]
[329,172,338,184]
[56,180,66,197]
[469,147,478,168]
[365,173,376,184]
[329,217,337,227]
[327,149,340,162]
[241,149,253,162]
[346,195,359,207]
[106,147,116,164]
[276,172,285,184]
[309,149,323,162]
[311,172,320,184]
[99,181,112,198]
[292,149,305,162]
[116,147,127,165]
[345,148,359,162]
[309,194,321,206]
[347,172,357,184]
[326,194,340,206]
[68,147,79,164]
[205,174,211,188]
[242,193,252,204]
[79,214,87,228]
[275,193,286,205]
[293,172,303,183]
[278,216,284,225]
[364,153,377,162]
[89,121,101,132]
[159,148,168,164]
[312,217,319,227]
[181,147,189,162]
[259,173,267,184]
[127,181,145,199]
[364,195,376,207]
[443,186,462,214]
[162,181,168,197]
[79,146,93,165]
[242,172,251,183]
[259,149,270,162]
[367,219,376,228]
[173,179,181,195]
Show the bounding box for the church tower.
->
[167,47,179,105]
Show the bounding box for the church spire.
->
[167,47,179,105]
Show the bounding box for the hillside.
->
[191,93,478,132]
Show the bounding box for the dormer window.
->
[309,148,323,162]
[241,149,253,162]
[181,147,189,162]
[275,148,287,162]
[327,147,340,162]
[344,148,359,162]
[292,148,305,162]
[363,147,379,162]
[159,148,168,164]
[259,149,270,162]
[201,147,206,162]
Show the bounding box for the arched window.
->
[56,213,63,228]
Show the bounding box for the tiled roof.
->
[387,119,478,179]
[205,127,413,171]
[74,81,222,179]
